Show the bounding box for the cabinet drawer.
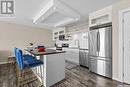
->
[65,51,79,64]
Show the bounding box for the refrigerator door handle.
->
[97,31,99,52]
[98,31,100,51]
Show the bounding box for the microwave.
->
[59,35,65,40]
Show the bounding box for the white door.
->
[123,10,130,84]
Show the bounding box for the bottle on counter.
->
[29,43,34,51]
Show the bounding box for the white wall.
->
[0,21,53,63]
[69,32,88,49]
[66,23,89,48]
[112,0,130,81]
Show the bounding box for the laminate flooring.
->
[0,62,130,87]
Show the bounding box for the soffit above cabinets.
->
[33,0,80,28]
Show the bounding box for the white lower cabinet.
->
[64,48,79,64]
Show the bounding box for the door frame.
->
[119,8,130,82]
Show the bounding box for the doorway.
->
[120,8,130,84]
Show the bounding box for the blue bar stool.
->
[14,48,36,79]
[14,48,43,87]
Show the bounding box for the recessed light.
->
[75,18,79,21]
[34,22,37,24]
[53,7,56,10]
[42,16,44,20]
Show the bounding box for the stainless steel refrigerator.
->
[88,23,112,78]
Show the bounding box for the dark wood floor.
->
[0,62,130,87]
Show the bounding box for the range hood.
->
[33,0,80,27]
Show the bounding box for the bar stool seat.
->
[23,54,35,61]
[24,58,43,69]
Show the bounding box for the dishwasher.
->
[79,49,89,67]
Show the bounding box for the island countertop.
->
[25,48,65,56]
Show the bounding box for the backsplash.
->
[55,23,89,49]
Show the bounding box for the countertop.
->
[48,47,89,51]
[25,48,65,56]
[79,48,89,50]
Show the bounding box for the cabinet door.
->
[54,32,58,36]
[84,51,89,67]
[65,51,71,61]
[79,51,84,65]
[72,51,79,64]
[59,30,65,35]
[89,6,112,27]
[53,31,59,41]
[123,11,130,84]
[65,50,79,64]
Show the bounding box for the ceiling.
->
[0,0,121,29]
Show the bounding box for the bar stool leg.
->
[18,69,21,87]
[40,65,43,86]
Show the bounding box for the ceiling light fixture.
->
[33,0,80,27]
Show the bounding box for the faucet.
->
[75,39,80,48]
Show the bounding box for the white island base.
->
[32,53,65,87]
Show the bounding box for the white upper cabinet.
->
[89,6,112,27]
[53,27,65,41]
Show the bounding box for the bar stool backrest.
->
[14,48,20,66]
[16,48,24,70]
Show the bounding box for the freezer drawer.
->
[89,56,112,78]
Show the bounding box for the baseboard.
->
[112,77,123,83]
[0,62,8,65]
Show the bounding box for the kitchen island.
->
[25,49,65,87]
